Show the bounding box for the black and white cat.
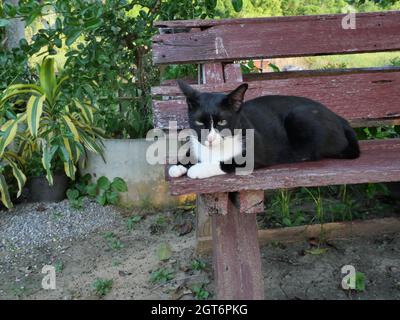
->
[169,80,360,179]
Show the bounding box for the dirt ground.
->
[0,206,399,300]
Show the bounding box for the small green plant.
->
[104,232,124,250]
[150,214,168,234]
[191,259,207,271]
[95,176,127,206]
[390,57,400,66]
[127,215,141,231]
[112,260,121,267]
[55,261,64,273]
[268,189,297,227]
[66,188,84,209]
[51,211,64,220]
[67,174,128,207]
[92,278,113,297]
[149,268,175,285]
[191,284,210,300]
[304,187,325,225]
[155,215,167,226]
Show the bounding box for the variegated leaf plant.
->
[0,57,104,208]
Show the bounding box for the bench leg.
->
[211,192,264,299]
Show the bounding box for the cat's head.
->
[177,80,248,147]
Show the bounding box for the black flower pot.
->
[27,173,68,203]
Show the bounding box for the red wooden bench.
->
[151,11,400,299]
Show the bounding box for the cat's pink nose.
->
[207,134,215,143]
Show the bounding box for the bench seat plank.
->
[153,11,400,64]
[167,139,400,195]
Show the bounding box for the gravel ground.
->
[0,199,121,253]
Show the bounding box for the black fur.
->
[177,80,360,172]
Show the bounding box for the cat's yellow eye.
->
[217,120,228,126]
[195,120,204,126]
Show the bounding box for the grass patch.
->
[92,279,113,297]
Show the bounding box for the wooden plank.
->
[153,11,400,64]
[152,70,400,129]
[203,63,224,84]
[155,11,400,28]
[196,196,212,239]
[196,192,228,216]
[242,66,400,82]
[239,190,264,214]
[224,63,243,83]
[197,217,400,254]
[168,139,400,195]
[212,193,264,299]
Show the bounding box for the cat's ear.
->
[177,80,199,100]
[226,83,248,112]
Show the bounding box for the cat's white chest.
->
[190,135,242,164]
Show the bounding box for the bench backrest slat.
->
[153,11,400,65]
[152,69,400,129]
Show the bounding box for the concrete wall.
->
[80,139,192,209]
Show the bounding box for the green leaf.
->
[97,191,107,206]
[86,183,97,197]
[305,248,328,255]
[26,95,45,137]
[157,243,172,261]
[97,176,110,191]
[0,173,13,209]
[106,191,119,205]
[84,18,102,31]
[111,177,128,192]
[205,0,218,9]
[231,0,243,12]
[8,160,27,198]
[66,29,82,46]
[0,19,10,27]
[0,115,25,156]
[66,188,80,201]
[39,57,57,102]
[269,63,281,72]
[74,99,94,123]
[42,145,57,185]
[62,115,80,141]
[54,37,62,48]
[64,160,77,180]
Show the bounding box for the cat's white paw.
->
[168,165,188,178]
[187,163,226,179]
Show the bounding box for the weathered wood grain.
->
[153,11,400,64]
[242,66,400,81]
[152,70,400,129]
[239,190,264,214]
[196,192,228,216]
[224,63,243,83]
[203,63,224,84]
[212,193,264,299]
[154,11,400,28]
[168,139,400,195]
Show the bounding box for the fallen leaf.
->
[177,221,193,236]
[304,248,328,255]
[157,243,172,261]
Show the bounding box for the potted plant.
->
[0,57,104,204]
